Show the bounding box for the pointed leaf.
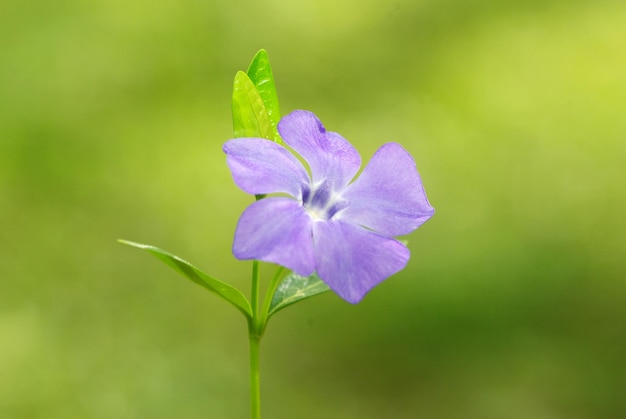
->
[246,49,281,142]
[119,240,252,320]
[231,71,273,140]
[268,272,330,318]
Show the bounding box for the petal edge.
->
[233,198,315,276]
[313,220,409,303]
[340,142,434,236]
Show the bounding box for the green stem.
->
[249,332,261,419]
[248,262,283,418]
[249,260,261,419]
[251,260,261,322]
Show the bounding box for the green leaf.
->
[119,240,252,320]
[268,272,331,318]
[231,71,274,140]
[246,49,281,142]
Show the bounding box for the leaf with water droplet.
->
[268,272,330,318]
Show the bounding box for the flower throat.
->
[302,181,346,221]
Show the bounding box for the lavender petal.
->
[340,142,434,236]
[224,138,309,197]
[313,220,410,304]
[233,197,315,276]
[277,110,361,190]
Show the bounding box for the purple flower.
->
[223,110,434,303]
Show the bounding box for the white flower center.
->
[301,180,347,221]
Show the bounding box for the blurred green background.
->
[1,0,625,418]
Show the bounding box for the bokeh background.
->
[1,0,625,418]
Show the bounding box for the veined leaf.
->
[119,240,252,320]
[246,49,281,142]
[231,71,273,140]
[268,272,330,318]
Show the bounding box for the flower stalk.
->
[248,330,261,419]
[249,260,262,419]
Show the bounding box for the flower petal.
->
[277,110,360,190]
[340,142,434,236]
[233,197,315,276]
[312,220,409,303]
[224,138,309,197]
